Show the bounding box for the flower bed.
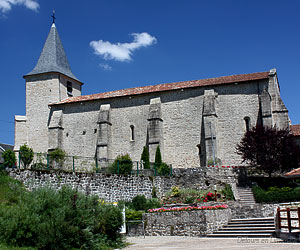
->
[148,204,228,213]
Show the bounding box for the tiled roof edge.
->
[49,71,269,106]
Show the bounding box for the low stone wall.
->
[227,201,278,219]
[10,170,153,202]
[9,167,241,202]
[143,209,231,237]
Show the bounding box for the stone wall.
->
[49,79,275,168]
[227,201,278,219]
[143,208,231,236]
[9,167,241,202]
[10,170,153,202]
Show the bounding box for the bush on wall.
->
[19,145,34,169]
[2,150,16,168]
[110,154,133,175]
[141,146,150,169]
[49,148,66,169]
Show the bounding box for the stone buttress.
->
[96,104,112,161]
[202,89,218,165]
[48,110,64,150]
[147,98,163,162]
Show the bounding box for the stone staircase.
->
[237,186,256,206]
[207,217,275,238]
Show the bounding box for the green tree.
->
[141,146,150,169]
[19,144,34,169]
[110,154,133,175]
[236,125,300,177]
[154,145,162,168]
[157,162,171,176]
[49,148,66,169]
[2,149,16,168]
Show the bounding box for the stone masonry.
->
[10,166,244,203]
[144,208,231,236]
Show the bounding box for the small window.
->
[130,125,135,141]
[94,129,97,133]
[244,117,250,132]
[67,81,73,97]
[197,144,201,155]
[82,131,86,135]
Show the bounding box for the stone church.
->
[14,23,290,168]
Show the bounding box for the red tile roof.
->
[291,124,300,136]
[285,167,300,178]
[49,71,269,106]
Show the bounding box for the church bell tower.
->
[14,17,83,153]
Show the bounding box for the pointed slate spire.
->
[26,23,78,81]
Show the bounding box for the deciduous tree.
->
[236,125,300,177]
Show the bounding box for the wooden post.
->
[287,208,292,233]
[277,207,281,230]
[297,207,300,231]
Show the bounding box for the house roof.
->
[285,167,300,178]
[0,143,14,152]
[290,124,300,136]
[25,23,80,82]
[50,71,270,106]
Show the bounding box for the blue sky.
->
[0,0,300,145]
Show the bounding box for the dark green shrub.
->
[146,198,161,209]
[125,208,143,221]
[131,194,147,211]
[184,196,195,204]
[110,154,133,175]
[252,186,300,203]
[157,162,171,176]
[19,145,34,169]
[125,196,161,212]
[222,184,235,200]
[0,172,25,205]
[141,146,150,169]
[152,186,157,198]
[49,148,66,169]
[154,146,162,167]
[0,186,123,250]
[2,149,16,168]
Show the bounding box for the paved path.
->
[123,236,300,250]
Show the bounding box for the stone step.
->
[207,217,275,238]
[229,221,274,225]
[206,233,274,238]
[221,227,275,231]
[215,230,275,234]
[224,224,274,228]
[231,217,274,221]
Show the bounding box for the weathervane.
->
[51,10,56,24]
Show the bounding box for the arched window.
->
[130,125,135,141]
[244,117,250,132]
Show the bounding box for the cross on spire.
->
[51,10,56,24]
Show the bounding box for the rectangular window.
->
[67,81,73,97]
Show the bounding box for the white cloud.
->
[99,63,112,71]
[0,0,39,13]
[90,32,157,62]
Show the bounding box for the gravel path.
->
[123,236,300,250]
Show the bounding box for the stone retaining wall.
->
[143,209,231,236]
[227,201,278,219]
[10,167,242,202]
